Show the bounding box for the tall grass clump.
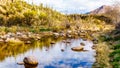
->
[94,42,112,68]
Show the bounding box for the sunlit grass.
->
[94,42,112,68]
[7,39,24,46]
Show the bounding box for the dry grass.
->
[94,42,112,68]
[7,39,24,46]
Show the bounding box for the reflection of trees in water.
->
[0,37,62,61]
[0,43,31,61]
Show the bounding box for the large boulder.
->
[23,56,38,68]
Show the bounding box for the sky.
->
[24,0,120,14]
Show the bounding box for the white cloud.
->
[24,0,119,14]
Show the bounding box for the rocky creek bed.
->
[0,29,100,68]
[0,30,99,44]
[0,38,96,68]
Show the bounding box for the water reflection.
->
[0,37,61,61]
[0,38,96,68]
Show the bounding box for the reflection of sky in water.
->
[0,39,96,68]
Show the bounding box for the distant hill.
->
[88,5,113,14]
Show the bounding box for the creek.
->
[0,38,96,68]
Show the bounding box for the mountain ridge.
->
[88,5,113,14]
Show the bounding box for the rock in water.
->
[25,41,31,44]
[50,41,55,44]
[71,46,84,51]
[17,62,24,65]
[92,39,98,44]
[80,42,85,46]
[61,49,64,52]
[23,56,38,68]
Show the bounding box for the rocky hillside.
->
[0,0,114,33]
[89,5,113,14]
[0,1,67,29]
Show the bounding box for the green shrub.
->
[6,26,17,33]
[109,49,120,57]
[112,62,120,68]
[39,28,51,32]
[100,35,113,42]
[113,56,120,62]
[114,44,120,49]
[7,15,23,26]
[39,11,47,19]
[0,26,6,33]
[23,10,37,26]
[0,15,5,25]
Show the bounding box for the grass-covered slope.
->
[0,1,114,33]
[0,1,67,31]
[67,14,114,31]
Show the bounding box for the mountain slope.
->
[89,5,113,14]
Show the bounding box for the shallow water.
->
[0,38,96,68]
